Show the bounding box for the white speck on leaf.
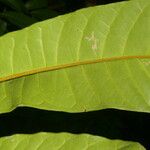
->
[85,31,99,52]
[142,61,150,66]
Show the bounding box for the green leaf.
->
[0,11,37,28]
[0,0,150,114]
[0,132,145,150]
[0,0,26,12]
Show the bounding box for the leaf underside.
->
[0,0,150,113]
[0,0,149,149]
[0,132,145,150]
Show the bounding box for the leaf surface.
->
[0,132,145,150]
[0,0,150,113]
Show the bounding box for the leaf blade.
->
[0,132,145,150]
[0,0,150,113]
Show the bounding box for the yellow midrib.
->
[0,55,150,82]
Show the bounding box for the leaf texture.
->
[0,0,150,113]
[0,132,145,150]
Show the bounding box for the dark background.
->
[0,0,150,149]
[0,107,150,149]
[0,0,124,36]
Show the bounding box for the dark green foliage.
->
[0,0,124,36]
[0,19,7,35]
[0,0,59,35]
